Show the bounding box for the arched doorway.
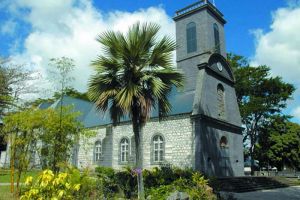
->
[220,136,230,176]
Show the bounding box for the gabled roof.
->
[38,102,53,109]
[43,89,195,128]
[49,96,94,123]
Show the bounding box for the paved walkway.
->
[232,186,300,200]
[0,183,22,186]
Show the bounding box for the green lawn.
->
[0,169,41,183]
[0,170,40,200]
[0,186,16,200]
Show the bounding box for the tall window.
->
[186,22,197,53]
[94,141,102,162]
[153,135,164,162]
[213,23,220,53]
[120,138,129,163]
[217,84,225,119]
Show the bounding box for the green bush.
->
[95,166,119,198]
[94,166,215,199]
[143,166,193,189]
[115,167,137,198]
[148,172,216,200]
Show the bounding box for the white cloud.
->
[291,106,300,120]
[6,0,175,96]
[251,4,300,122]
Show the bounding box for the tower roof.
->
[173,0,226,24]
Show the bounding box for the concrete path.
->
[232,186,300,200]
[0,183,22,186]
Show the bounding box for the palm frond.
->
[89,22,184,125]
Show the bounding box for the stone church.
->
[0,0,244,176]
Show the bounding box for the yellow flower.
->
[58,190,64,197]
[53,178,60,186]
[58,172,68,180]
[65,182,70,189]
[73,184,81,191]
[25,176,33,185]
[29,188,39,196]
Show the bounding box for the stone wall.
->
[77,127,107,169]
[194,118,244,176]
[77,114,193,170]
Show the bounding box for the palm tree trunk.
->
[132,118,145,200]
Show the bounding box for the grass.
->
[0,169,41,183]
[0,169,40,200]
[272,176,300,186]
[0,186,16,200]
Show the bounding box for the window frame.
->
[152,134,165,164]
[120,137,130,164]
[94,140,102,162]
[213,23,220,53]
[186,22,197,53]
[217,83,225,119]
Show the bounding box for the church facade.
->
[0,0,244,177]
[75,0,244,177]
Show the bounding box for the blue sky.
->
[0,0,300,123]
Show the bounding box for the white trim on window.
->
[152,135,164,163]
[120,138,129,163]
[94,140,102,162]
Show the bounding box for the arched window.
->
[220,136,228,148]
[186,22,197,53]
[153,135,165,163]
[120,138,129,163]
[217,84,225,119]
[213,23,220,53]
[94,141,102,162]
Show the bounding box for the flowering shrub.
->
[20,168,102,200]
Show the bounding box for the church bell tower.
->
[174,0,226,92]
[174,1,244,177]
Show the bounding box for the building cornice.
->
[190,113,244,133]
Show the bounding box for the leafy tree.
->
[227,54,295,174]
[53,87,90,102]
[48,57,76,172]
[88,22,184,199]
[39,106,83,172]
[0,57,37,115]
[255,116,300,170]
[25,87,89,108]
[2,106,83,191]
[2,109,44,190]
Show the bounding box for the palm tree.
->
[88,22,184,199]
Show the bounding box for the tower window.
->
[213,23,220,53]
[217,84,225,119]
[186,22,197,53]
